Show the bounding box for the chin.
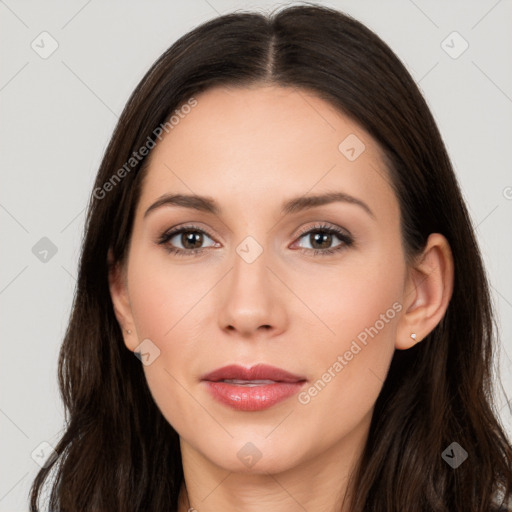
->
[198,435,307,475]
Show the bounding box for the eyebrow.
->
[143,191,375,220]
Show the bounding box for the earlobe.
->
[107,249,137,351]
[396,233,454,350]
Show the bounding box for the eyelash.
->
[157,223,354,257]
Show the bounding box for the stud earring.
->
[126,329,132,335]
[411,333,417,341]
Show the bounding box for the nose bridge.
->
[217,231,286,335]
[230,232,272,303]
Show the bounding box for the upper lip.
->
[201,364,306,383]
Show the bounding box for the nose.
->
[217,241,288,339]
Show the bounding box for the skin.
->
[109,84,454,512]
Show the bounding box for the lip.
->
[201,364,307,412]
[202,364,305,383]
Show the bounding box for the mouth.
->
[201,363,306,383]
[215,379,281,386]
[201,364,307,411]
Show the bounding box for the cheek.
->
[295,249,403,420]
[292,240,404,347]
[126,250,220,432]
[295,299,399,444]
[127,247,213,341]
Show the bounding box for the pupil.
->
[183,231,203,249]
[312,232,331,249]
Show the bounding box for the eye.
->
[292,223,354,256]
[157,222,354,258]
[157,225,218,256]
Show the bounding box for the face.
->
[112,84,411,475]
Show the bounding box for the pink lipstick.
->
[201,364,307,411]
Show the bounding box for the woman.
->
[29,3,512,511]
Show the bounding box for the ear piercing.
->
[126,329,132,334]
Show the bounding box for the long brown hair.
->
[30,3,512,510]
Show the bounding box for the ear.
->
[396,233,454,350]
[108,248,138,351]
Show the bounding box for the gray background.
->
[1,0,511,509]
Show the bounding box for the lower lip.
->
[203,381,306,411]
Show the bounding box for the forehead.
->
[153,84,372,168]
[137,85,399,225]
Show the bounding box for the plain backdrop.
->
[1,0,511,509]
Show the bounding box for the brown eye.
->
[307,231,335,250]
[293,223,354,256]
[179,231,205,249]
[158,225,217,256]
